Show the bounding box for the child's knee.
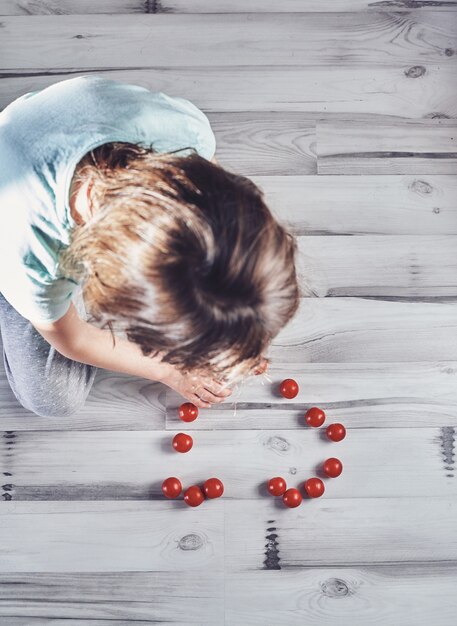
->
[20,390,89,418]
[14,368,96,418]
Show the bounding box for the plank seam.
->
[2,431,14,501]
[145,0,163,13]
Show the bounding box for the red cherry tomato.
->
[305,406,326,428]
[161,476,182,499]
[304,477,325,498]
[203,478,224,499]
[178,402,199,422]
[279,378,299,399]
[183,485,205,507]
[326,423,346,442]
[323,458,343,478]
[172,432,193,453]
[268,477,287,496]
[282,488,302,508]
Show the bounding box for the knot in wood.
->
[178,533,204,551]
[266,436,290,452]
[321,577,350,598]
[404,65,426,78]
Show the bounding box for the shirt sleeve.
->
[133,86,217,161]
[168,95,216,161]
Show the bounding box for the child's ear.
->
[210,154,219,165]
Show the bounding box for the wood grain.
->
[296,235,457,297]
[0,364,166,430]
[0,616,216,626]
[225,565,457,626]
[209,112,316,175]
[224,498,457,570]
[3,360,456,431]
[2,0,457,15]
[0,572,224,624]
[1,427,455,500]
[1,499,455,572]
[0,567,455,626]
[0,501,224,572]
[166,361,457,430]
[2,64,456,118]
[269,297,457,362]
[318,118,457,174]
[259,175,457,236]
[0,13,455,70]
[3,300,457,427]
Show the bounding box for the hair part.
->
[59,142,300,381]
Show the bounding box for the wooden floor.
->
[1,1,457,624]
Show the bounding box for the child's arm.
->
[30,302,231,408]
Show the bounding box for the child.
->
[0,75,300,418]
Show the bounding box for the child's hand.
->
[160,363,232,409]
[253,356,270,376]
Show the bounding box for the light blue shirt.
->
[0,74,216,323]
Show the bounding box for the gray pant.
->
[0,287,97,417]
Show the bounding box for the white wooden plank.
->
[0,617,199,626]
[2,64,456,118]
[0,572,224,624]
[3,360,455,431]
[0,363,166,430]
[0,620,197,626]
[317,118,457,174]
[296,235,457,297]
[0,0,147,14]
[258,175,457,236]
[0,616,205,626]
[206,112,316,175]
[166,361,457,430]
[0,13,455,70]
[1,499,456,573]
[4,300,457,429]
[2,0,456,15]
[0,501,224,572]
[1,428,455,500]
[225,566,457,626]
[159,0,457,11]
[269,298,457,362]
[3,298,457,427]
[1,567,456,626]
[224,498,457,569]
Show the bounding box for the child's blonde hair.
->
[59,142,300,381]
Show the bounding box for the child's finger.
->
[190,394,211,409]
[203,378,232,397]
[253,357,270,375]
[188,381,221,405]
